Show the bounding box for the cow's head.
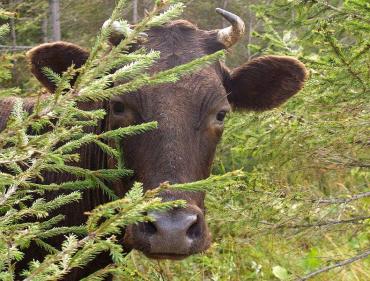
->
[28,9,307,260]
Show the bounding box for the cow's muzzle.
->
[123,201,210,259]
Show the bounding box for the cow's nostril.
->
[186,215,202,239]
[132,209,208,256]
[141,221,157,235]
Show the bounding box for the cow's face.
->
[28,9,307,260]
[111,66,229,258]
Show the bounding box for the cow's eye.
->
[112,101,125,114]
[216,111,227,122]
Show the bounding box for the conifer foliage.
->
[0,1,242,279]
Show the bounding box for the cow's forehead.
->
[119,66,226,108]
[111,21,227,117]
[143,20,223,70]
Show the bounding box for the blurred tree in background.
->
[0,0,369,280]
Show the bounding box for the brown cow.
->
[2,9,307,280]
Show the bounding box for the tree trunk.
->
[9,0,17,46]
[10,17,17,46]
[49,0,61,41]
[246,1,252,60]
[132,0,138,23]
[42,16,48,43]
[144,0,152,13]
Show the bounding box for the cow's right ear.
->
[223,56,308,111]
[27,42,89,93]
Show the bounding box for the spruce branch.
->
[159,170,245,192]
[325,32,367,93]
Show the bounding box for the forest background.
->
[0,0,369,280]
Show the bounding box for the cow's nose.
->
[138,207,205,256]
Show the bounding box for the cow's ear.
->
[27,42,89,93]
[225,56,308,111]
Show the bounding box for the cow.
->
[1,8,308,280]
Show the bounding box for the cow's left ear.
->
[224,56,308,111]
[27,41,89,93]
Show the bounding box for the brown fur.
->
[2,18,308,281]
[0,98,16,131]
[0,97,38,132]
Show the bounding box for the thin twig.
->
[260,215,370,229]
[311,0,367,20]
[297,248,370,281]
[0,45,33,51]
[314,192,370,204]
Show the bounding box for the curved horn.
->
[216,8,245,48]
